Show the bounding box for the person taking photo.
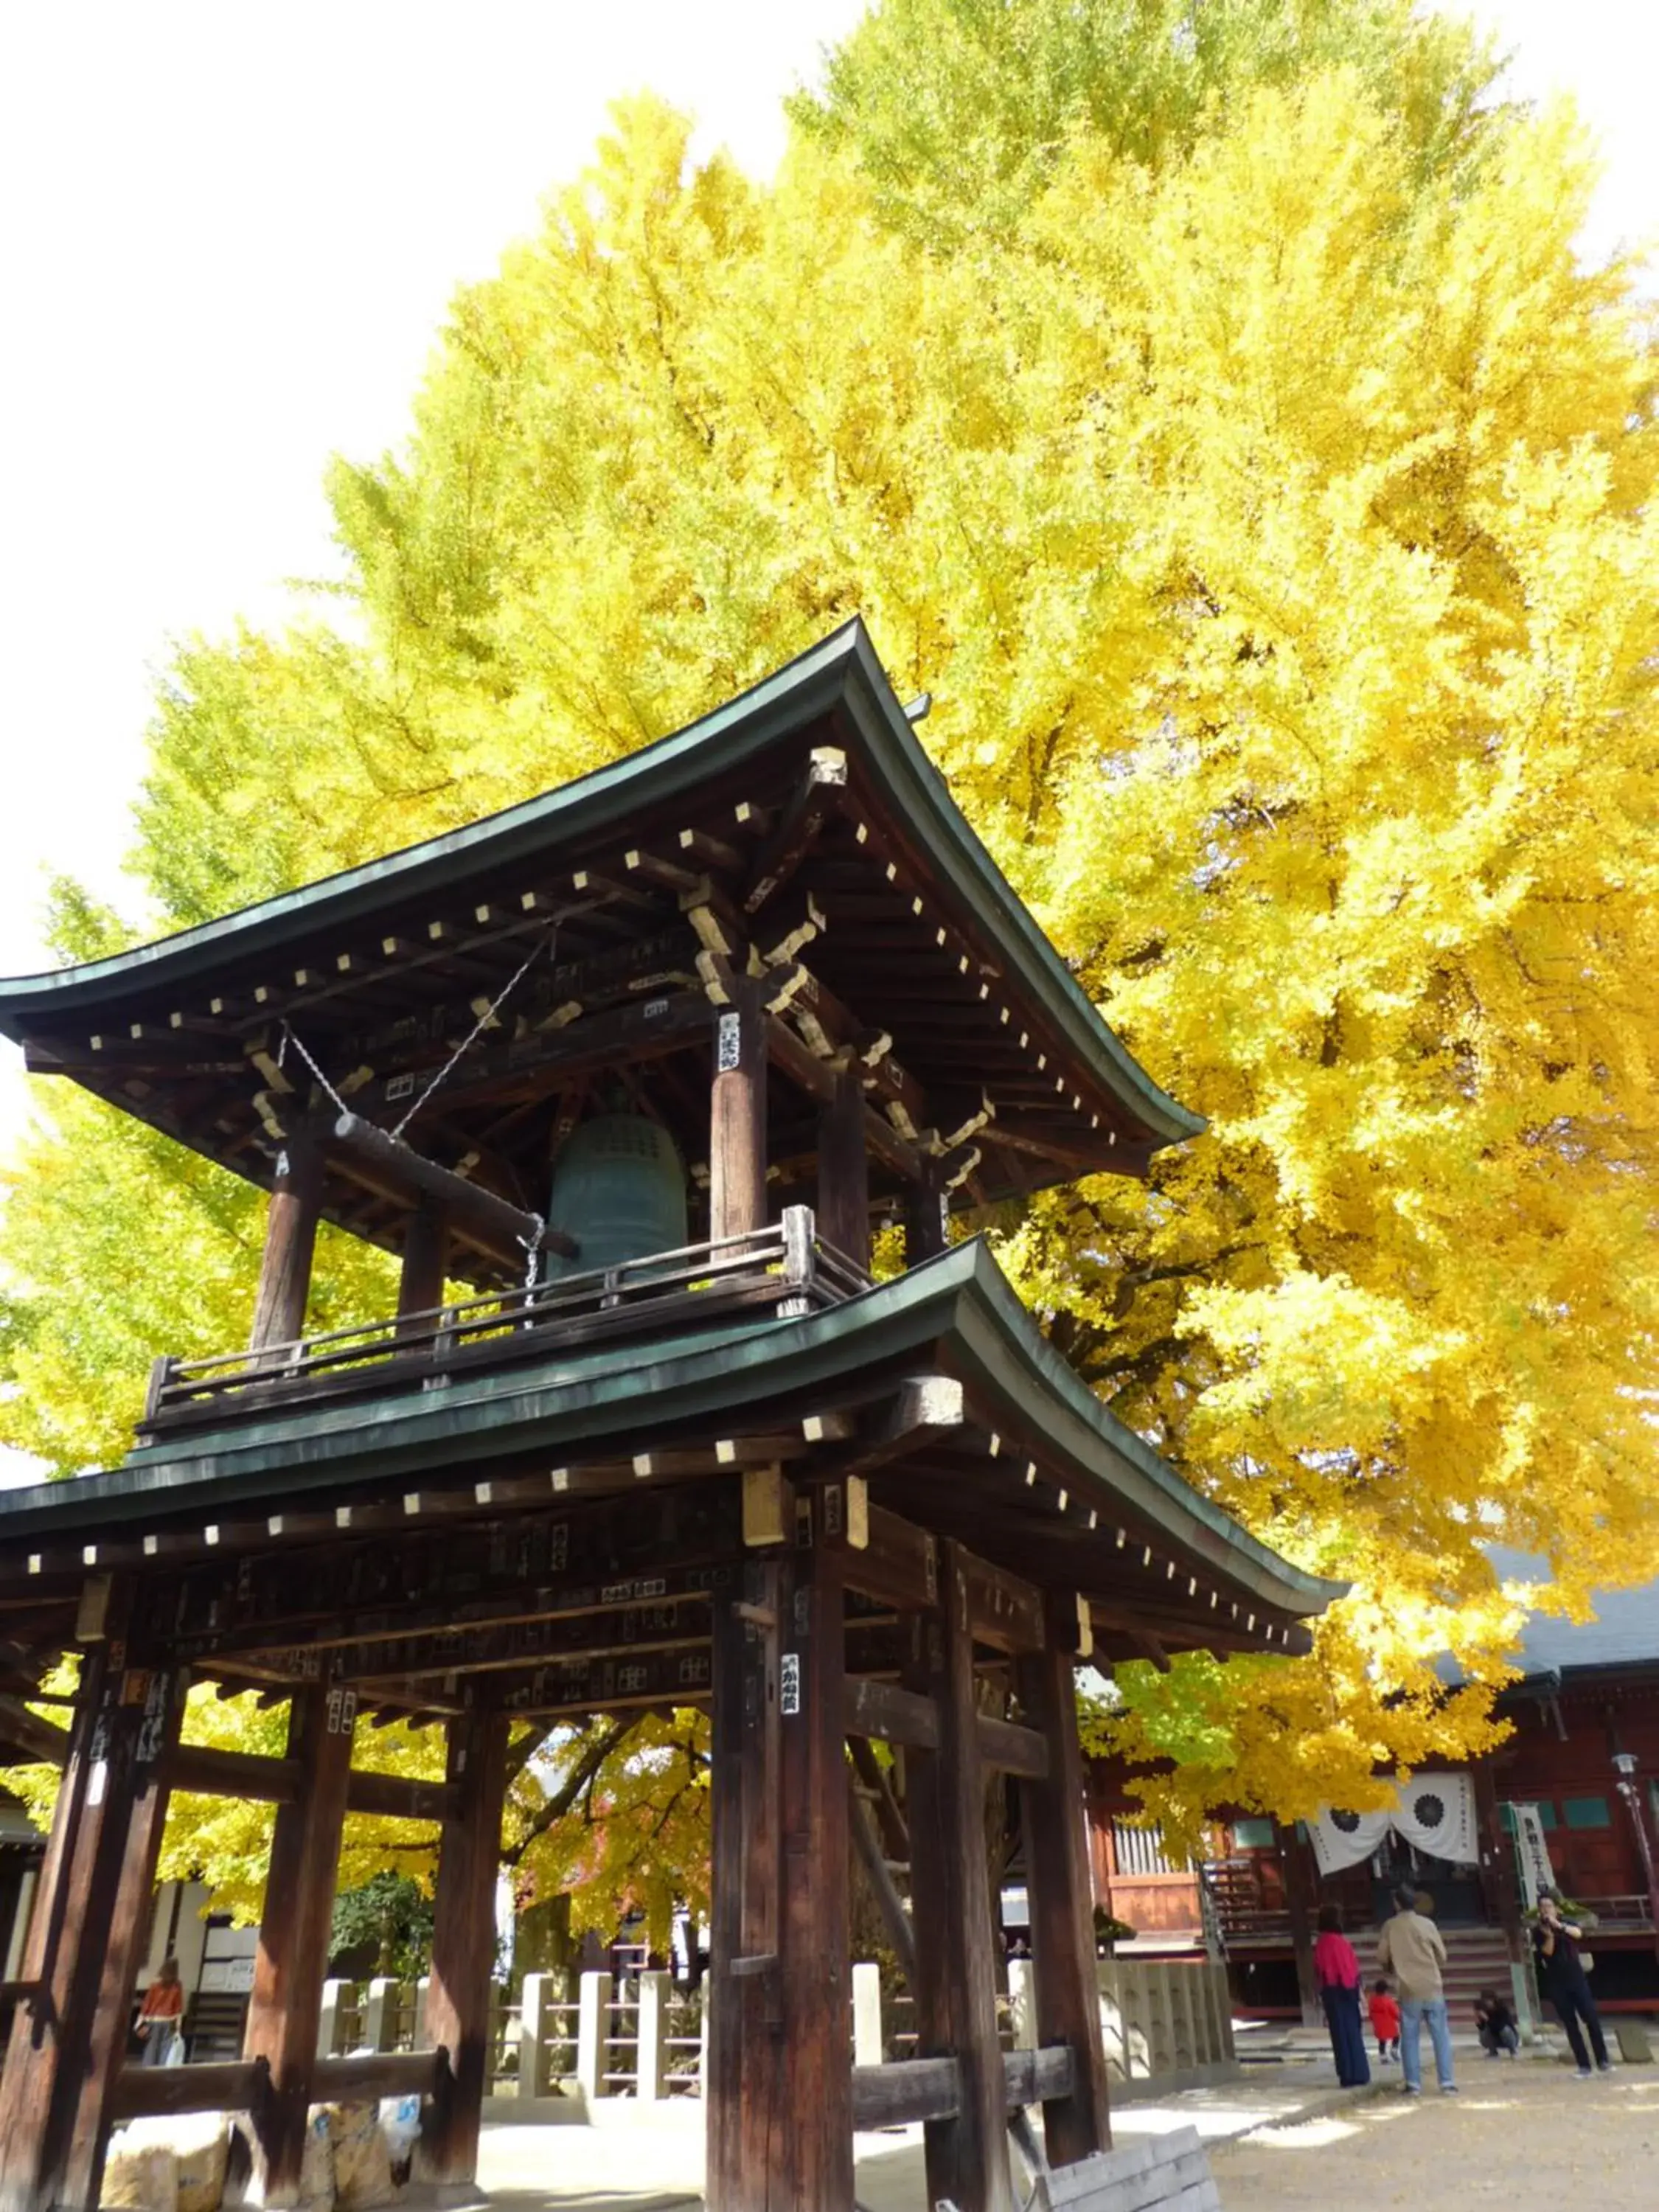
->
[1533,1891,1612,2079]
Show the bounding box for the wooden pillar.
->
[710,984,768,1242]
[397,1196,449,1324]
[902,1160,948,1268]
[243,1683,355,2203]
[1017,1603,1111,2168]
[906,1543,1015,2212]
[707,1559,781,2210]
[0,1649,111,2212]
[816,1070,869,1270]
[0,1649,183,2212]
[1471,1761,1531,1972]
[707,1535,852,2212]
[773,1540,852,2203]
[248,1133,324,1352]
[421,1697,509,2185]
[59,1669,184,2212]
[1274,1818,1321,2028]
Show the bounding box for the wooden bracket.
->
[741,1465,791,1548]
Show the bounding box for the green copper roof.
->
[0,1239,1338,1625]
[0,621,1201,1149]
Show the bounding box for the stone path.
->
[1211,2065,1659,2207]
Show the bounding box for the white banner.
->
[1392,1772,1478,1866]
[1510,1803,1556,1910]
[1310,1804,1394,1874]
[1310,1770,1481,1874]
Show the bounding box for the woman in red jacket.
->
[1313,1905,1371,2087]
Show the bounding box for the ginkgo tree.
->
[4,0,1658,1885]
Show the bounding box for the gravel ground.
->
[473,2059,1659,2208]
[1211,2065,1659,2207]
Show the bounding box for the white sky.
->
[0,0,1652,1150]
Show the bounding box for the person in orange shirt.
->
[1368,1977,1401,2064]
[138,1958,185,2067]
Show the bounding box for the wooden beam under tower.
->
[243,1683,356,2201]
[905,1540,1015,2212]
[707,1559,782,2208]
[0,1648,183,2212]
[1016,1598,1112,2166]
[420,1697,510,2185]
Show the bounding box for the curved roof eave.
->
[936,1239,1344,1618]
[0,619,1202,1148]
[0,1241,1338,1624]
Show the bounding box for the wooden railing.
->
[1574,1892,1657,1933]
[142,1206,871,1432]
[1199,1857,1290,1947]
[108,2048,447,2123]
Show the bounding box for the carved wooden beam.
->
[742,746,848,915]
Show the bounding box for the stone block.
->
[321,2103,392,2212]
[102,2138,180,2212]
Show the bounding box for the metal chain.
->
[519,1213,547,1310]
[390,926,557,1141]
[283,927,557,1301]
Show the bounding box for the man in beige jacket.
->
[1377,1885,1456,2095]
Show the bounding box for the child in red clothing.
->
[1368,1976,1401,2064]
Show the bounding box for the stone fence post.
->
[577,1969,613,2104]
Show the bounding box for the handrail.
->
[169,1245,785,1395]
[142,1208,872,1429]
[170,1222,793,1378]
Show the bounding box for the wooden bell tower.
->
[0,622,1339,2212]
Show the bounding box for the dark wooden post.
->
[243,1683,355,2201]
[421,1697,509,2185]
[248,1133,324,1352]
[816,1070,870,1270]
[1274,1818,1321,2028]
[60,1669,184,2212]
[1018,1601,1110,2167]
[773,1538,852,2204]
[710,983,768,1243]
[902,1160,948,1268]
[1472,1764,1528,1972]
[707,1559,782,2208]
[0,1649,182,2212]
[906,1542,1015,2212]
[0,1647,113,2212]
[397,1196,450,1326]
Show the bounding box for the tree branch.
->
[504,1714,639,1867]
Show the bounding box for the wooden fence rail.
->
[143,1208,872,1430]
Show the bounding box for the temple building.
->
[0,622,1339,2212]
[1088,1554,1659,2024]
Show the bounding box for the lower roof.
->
[0,1241,1340,1642]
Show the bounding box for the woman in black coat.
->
[1532,1892,1611,2077]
